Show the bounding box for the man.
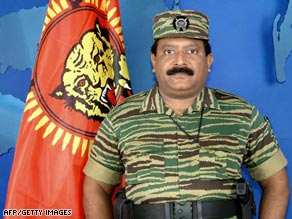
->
[83,10,289,219]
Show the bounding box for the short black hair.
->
[151,39,211,56]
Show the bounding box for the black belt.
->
[134,199,240,219]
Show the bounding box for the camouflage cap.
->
[152,10,209,41]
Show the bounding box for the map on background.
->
[0,5,47,154]
[0,2,48,213]
[273,0,292,83]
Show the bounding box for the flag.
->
[5,0,131,218]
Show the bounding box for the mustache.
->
[166,67,194,76]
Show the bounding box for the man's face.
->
[151,37,213,99]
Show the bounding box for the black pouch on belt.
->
[236,178,256,219]
[113,188,134,219]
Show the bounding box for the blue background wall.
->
[0,0,291,218]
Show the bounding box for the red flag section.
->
[5,0,131,218]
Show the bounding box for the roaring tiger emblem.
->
[51,18,131,121]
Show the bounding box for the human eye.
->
[187,49,198,55]
[164,49,174,55]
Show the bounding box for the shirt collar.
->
[190,87,221,112]
[140,86,221,114]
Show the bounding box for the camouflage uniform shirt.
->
[83,86,287,204]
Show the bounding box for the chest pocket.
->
[122,139,165,185]
[199,135,244,180]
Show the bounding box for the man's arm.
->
[83,175,114,219]
[259,168,290,219]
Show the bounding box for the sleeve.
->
[244,107,288,181]
[83,116,124,185]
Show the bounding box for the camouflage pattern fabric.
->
[152,10,209,40]
[84,86,287,205]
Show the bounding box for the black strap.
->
[193,199,239,219]
[134,199,240,219]
[134,203,166,218]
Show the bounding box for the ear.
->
[207,53,214,66]
[207,53,214,72]
[150,53,156,73]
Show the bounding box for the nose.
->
[174,51,187,66]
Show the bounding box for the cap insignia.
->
[173,16,189,32]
